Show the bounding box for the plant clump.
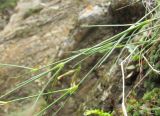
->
[127,88,160,116]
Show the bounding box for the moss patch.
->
[0,0,19,11]
[127,88,160,116]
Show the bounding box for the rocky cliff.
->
[0,0,159,116]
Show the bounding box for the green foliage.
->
[148,43,160,78]
[127,88,160,116]
[143,88,160,102]
[144,80,155,91]
[0,0,19,11]
[84,109,112,116]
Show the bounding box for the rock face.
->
[0,0,145,115]
[0,0,79,115]
[44,1,145,116]
[0,0,79,66]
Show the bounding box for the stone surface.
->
[0,0,145,115]
[0,0,78,115]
